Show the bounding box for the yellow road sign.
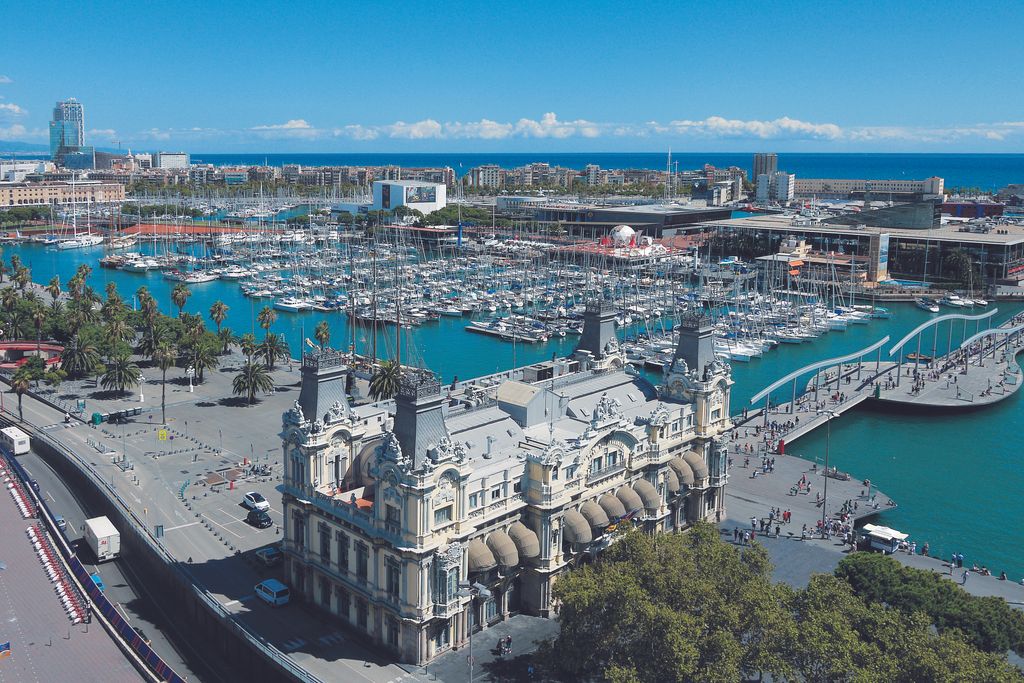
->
[158,429,168,441]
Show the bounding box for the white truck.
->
[83,516,120,562]
[0,426,30,455]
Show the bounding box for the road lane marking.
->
[164,521,200,532]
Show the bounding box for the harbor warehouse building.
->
[372,180,447,214]
[280,306,732,664]
[532,203,732,239]
[703,213,1024,285]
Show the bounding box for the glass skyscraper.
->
[49,98,86,160]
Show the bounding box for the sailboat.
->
[57,184,104,250]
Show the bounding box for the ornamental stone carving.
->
[436,541,463,570]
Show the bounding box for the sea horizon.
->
[183,151,1024,189]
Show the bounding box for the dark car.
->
[246,509,272,529]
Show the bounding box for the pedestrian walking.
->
[962,569,970,585]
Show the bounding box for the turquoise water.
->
[10,242,1024,576]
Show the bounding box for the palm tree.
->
[257,305,277,341]
[239,332,257,361]
[368,360,402,401]
[100,353,141,395]
[13,266,30,292]
[943,249,976,289]
[0,287,17,313]
[217,327,237,355]
[66,275,83,301]
[171,283,192,317]
[45,276,61,304]
[61,338,101,379]
[31,305,46,352]
[187,340,219,383]
[257,334,289,369]
[153,342,176,424]
[105,317,133,345]
[314,320,331,349]
[232,360,275,406]
[11,367,31,420]
[209,300,229,335]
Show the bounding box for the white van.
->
[0,426,30,455]
[254,579,290,607]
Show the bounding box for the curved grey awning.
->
[615,486,644,515]
[508,521,540,559]
[486,530,519,569]
[562,509,593,544]
[632,478,661,511]
[665,467,680,493]
[668,457,695,486]
[682,450,709,481]
[580,500,610,530]
[468,537,497,573]
[599,493,626,520]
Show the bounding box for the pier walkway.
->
[724,307,1024,540]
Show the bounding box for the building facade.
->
[752,153,778,181]
[49,98,86,160]
[372,180,447,214]
[0,181,126,207]
[793,177,944,199]
[154,152,190,170]
[280,305,732,665]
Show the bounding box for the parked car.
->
[90,572,106,592]
[246,508,272,529]
[255,547,283,567]
[242,491,270,512]
[54,515,68,533]
[254,579,290,607]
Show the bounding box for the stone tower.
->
[393,371,448,472]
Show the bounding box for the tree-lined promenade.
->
[0,254,300,422]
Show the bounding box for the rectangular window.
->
[386,616,400,647]
[356,543,368,583]
[671,419,681,433]
[468,492,479,509]
[711,408,722,421]
[319,524,331,562]
[357,599,368,629]
[552,467,559,480]
[385,557,400,602]
[513,480,522,493]
[434,620,450,649]
[385,504,401,535]
[433,505,453,527]
[293,516,305,549]
[490,485,502,501]
[338,532,349,571]
[337,587,350,619]
[607,451,619,467]
[320,577,331,606]
[590,457,602,474]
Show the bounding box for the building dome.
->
[610,224,635,246]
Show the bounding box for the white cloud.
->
[0,76,11,84]
[250,119,322,139]
[384,119,444,139]
[666,115,843,140]
[445,118,514,140]
[88,128,117,138]
[0,103,27,116]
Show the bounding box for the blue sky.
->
[2,1,1023,152]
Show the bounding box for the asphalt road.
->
[17,447,214,682]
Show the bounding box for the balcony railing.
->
[434,598,462,618]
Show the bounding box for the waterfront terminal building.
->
[280,305,732,664]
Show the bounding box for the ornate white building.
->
[280,302,732,665]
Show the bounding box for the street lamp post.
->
[139,374,146,403]
[816,409,839,532]
[186,366,195,393]
[457,581,492,683]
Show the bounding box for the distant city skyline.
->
[2,2,1024,153]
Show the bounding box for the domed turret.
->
[610,224,635,246]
